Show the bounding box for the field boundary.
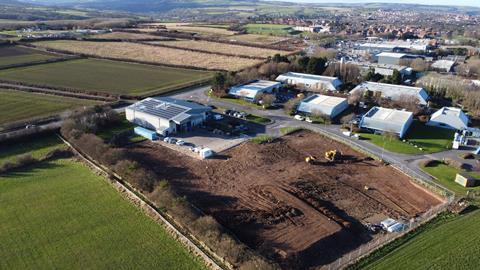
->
[58,135,229,270]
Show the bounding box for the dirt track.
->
[128,130,443,269]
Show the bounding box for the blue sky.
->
[276,0,480,7]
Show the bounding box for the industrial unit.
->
[350,82,429,105]
[228,80,282,102]
[276,72,343,91]
[360,107,414,138]
[376,52,423,65]
[427,107,469,130]
[126,97,211,136]
[297,94,349,118]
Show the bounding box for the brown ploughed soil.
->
[127,130,443,269]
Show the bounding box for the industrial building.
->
[126,97,211,136]
[228,80,281,102]
[360,107,414,138]
[276,72,343,91]
[372,64,412,77]
[376,52,423,65]
[356,39,436,54]
[431,60,456,73]
[297,94,349,118]
[427,107,469,130]
[350,82,429,105]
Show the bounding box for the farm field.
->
[362,210,480,270]
[244,23,295,35]
[0,158,207,270]
[162,23,236,36]
[34,40,262,71]
[126,130,442,269]
[228,34,288,45]
[147,39,287,58]
[0,59,212,96]
[89,31,168,40]
[0,89,99,126]
[0,134,65,166]
[0,46,60,68]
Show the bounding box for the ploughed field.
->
[0,46,61,68]
[0,59,211,96]
[128,130,443,269]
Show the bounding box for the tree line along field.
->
[0,138,207,270]
[361,210,480,270]
[0,89,100,126]
[0,45,61,68]
[147,39,288,59]
[0,59,212,96]
[33,40,263,71]
[0,134,65,166]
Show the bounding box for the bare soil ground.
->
[127,130,443,269]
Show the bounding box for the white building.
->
[427,107,469,130]
[360,107,414,138]
[276,72,343,91]
[294,25,329,33]
[228,80,281,102]
[350,82,429,105]
[126,97,211,136]
[431,60,456,73]
[372,64,412,77]
[376,52,423,65]
[297,94,349,118]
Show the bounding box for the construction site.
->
[127,130,444,269]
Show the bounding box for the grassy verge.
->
[359,121,454,155]
[245,114,271,124]
[96,117,145,144]
[0,159,207,270]
[250,135,274,144]
[421,161,480,197]
[349,211,480,270]
[0,133,65,165]
[280,127,302,135]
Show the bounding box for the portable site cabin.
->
[199,148,214,159]
[134,126,159,141]
[455,173,478,188]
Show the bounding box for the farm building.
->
[376,52,423,65]
[297,94,349,118]
[427,107,469,130]
[350,82,429,105]
[276,72,343,91]
[228,80,281,102]
[126,97,211,136]
[360,107,414,138]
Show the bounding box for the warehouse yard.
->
[147,39,287,58]
[33,40,262,71]
[0,59,212,96]
[127,130,443,269]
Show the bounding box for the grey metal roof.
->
[128,97,211,124]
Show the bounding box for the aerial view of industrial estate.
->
[1,0,480,269]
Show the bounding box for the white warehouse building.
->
[427,107,469,130]
[297,94,349,118]
[350,82,429,105]
[276,72,343,91]
[228,80,281,102]
[360,107,414,138]
[125,97,211,136]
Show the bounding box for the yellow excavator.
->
[325,150,341,162]
[305,155,317,164]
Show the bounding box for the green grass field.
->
[361,210,480,270]
[0,158,207,270]
[360,121,454,155]
[0,46,59,68]
[244,23,295,35]
[0,59,212,96]
[0,134,65,166]
[421,162,480,196]
[0,89,99,126]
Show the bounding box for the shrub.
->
[280,127,302,136]
[15,154,37,167]
[421,159,438,167]
[461,153,476,160]
[250,135,274,144]
[45,149,73,160]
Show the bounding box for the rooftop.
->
[277,72,340,83]
[351,82,426,101]
[128,97,211,124]
[229,80,281,99]
[364,107,413,124]
[376,52,407,58]
[302,94,347,107]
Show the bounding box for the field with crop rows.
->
[148,39,287,58]
[0,59,212,95]
[90,32,167,40]
[34,40,261,71]
[0,157,207,270]
[0,89,99,126]
[228,34,287,45]
[162,23,236,36]
[0,46,60,68]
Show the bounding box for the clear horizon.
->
[274,0,480,8]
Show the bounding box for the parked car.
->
[305,117,313,123]
[176,140,186,146]
[169,138,177,144]
[213,114,224,121]
[163,137,171,143]
[294,115,305,121]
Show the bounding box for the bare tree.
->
[259,93,276,109]
[410,58,429,72]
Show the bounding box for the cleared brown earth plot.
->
[127,130,442,269]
